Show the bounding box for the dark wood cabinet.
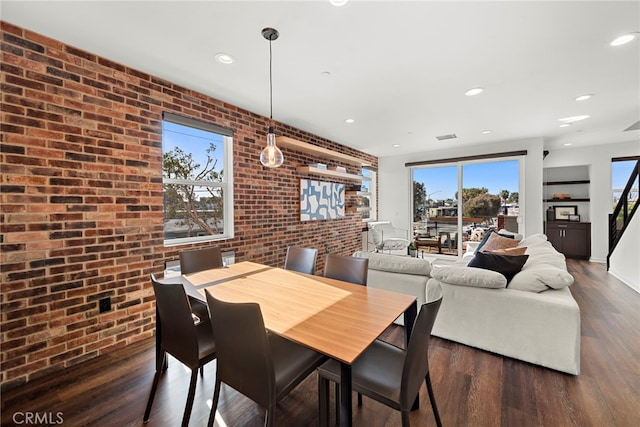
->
[545,222,591,259]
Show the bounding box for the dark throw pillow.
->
[467,251,529,283]
[474,229,494,252]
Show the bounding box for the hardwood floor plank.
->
[2,260,639,427]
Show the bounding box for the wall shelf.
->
[543,180,590,186]
[545,198,590,202]
[277,136,371,167]
[346,206,371,213]
[296,166,365,181]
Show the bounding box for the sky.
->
[612,160,637,190]
[412,160,520,200]
[162,121,224,175]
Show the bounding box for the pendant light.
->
[260,27,284,168]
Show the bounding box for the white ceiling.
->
[3,0,640,158]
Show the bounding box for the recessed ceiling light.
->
[392,144,400,148]
[559,123,572,128]
[611,33,638,46]
[575,94,594,101]
[330,0,349,6]
[558,115,589,123]
[563,143,573,146]
[481,130,492,134]
[464,87,484,96]
[345,118,354,124]
[215,53,234,64]
[320,71,331,77]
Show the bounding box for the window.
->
[361,167,377,221]
[162,112,234,245]
[611,158,638,209]
[411,154,522,256]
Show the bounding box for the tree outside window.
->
[162,114,233,244]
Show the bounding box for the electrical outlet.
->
[99,297,111,313]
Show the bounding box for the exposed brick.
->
[0,23,377,390]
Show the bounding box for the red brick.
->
[0,23,377,390]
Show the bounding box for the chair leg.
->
[181,370,198,427]
[207,380,222,427]
[357,392,363,406]
[161,352,168,372]
[265,404,276,427]
[318,375,330,427]
[264,403,276,427]
[425,372,442,427]
[401,409,410,427]
[143,371,160,423]
[334,382,340,425]
[200,366,204,377]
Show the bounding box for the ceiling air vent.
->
[435,134,457,141]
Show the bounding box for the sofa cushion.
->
[517,233,548,247]
[509,263,574,292]
[480,232,521,253]
[467,251,529,282]
[474,229,494,251]
[431,265,507,289]
[352,251,431,276]
[487,246,528,255]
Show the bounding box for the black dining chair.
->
[322,253,369,417]
[284,246,318,275]
[179,246,224,344]
[322,253,369,285]
[179,246,224,275]
[317,288,444,427]
[144,275,217,427]
[205,290,326,427]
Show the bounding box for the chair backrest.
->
[284,246,318,275]
[151,275,200,368]
[206,290,275,408]
[400,288,443,408]
[323,253,369,285]
[179,246,223,275]
[369,221,397,246]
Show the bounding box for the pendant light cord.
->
[269,37,273,121]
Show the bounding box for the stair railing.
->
[608,160,639,269]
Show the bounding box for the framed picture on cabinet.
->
[553,205,577,220]
[568,214,581,222]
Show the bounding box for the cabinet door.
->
[545,224,564,252]
[545,222,590,259]
[563,224,590,258]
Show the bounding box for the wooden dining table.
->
[169,261,417,427]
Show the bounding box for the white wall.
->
[543,141,640,263]
[378,137,545,240]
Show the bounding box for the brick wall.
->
[0,22,377,390]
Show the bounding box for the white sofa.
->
[427,233,581,375]
[352,251,431,324]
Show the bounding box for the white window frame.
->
[162,113,234,246]
[362,167,377,222]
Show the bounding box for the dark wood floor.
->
[2,260,639,427]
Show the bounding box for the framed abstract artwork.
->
[300,179,345,221]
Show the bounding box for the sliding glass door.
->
[412,158,520,256]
